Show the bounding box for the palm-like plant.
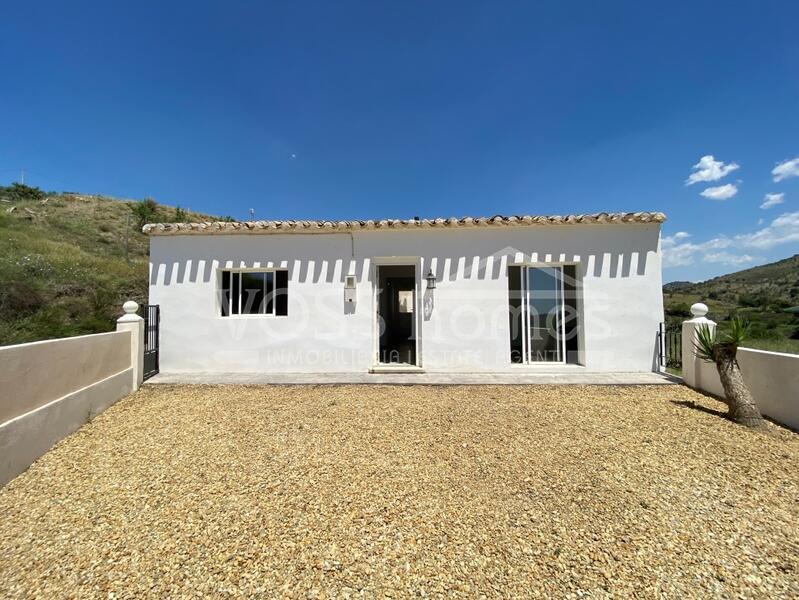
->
[693,317,763,428]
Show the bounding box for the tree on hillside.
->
[693,318,764,428]
[130,198,159,229]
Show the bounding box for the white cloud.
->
[661,233,733,267]
[663,210,799,268]
[703,252,757,266]
[772,157,799,182]
[760,192,785,210]
[700,183,738,200]
[662,236,757,268]
[661,239,697,267]
[735,211,799,249]
[686,155,740,185]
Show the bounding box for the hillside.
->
[0,183,216,345]
[663,254,799,353]
[666,255,799,304]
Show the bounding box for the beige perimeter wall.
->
[0,331,134,486]
[687,347,799,431]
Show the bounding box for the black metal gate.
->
[142,304,160,381]
[658,322,682,370]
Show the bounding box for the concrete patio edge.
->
[146,371,682,386]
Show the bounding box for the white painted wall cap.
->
[690,303,709,317]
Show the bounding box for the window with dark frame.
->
[220,270,288,316]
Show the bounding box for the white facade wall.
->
[148,223,664,373]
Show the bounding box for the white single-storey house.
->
[144,211,666,374]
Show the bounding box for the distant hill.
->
[662,280,693,293]
[663,254,799,353]
[0,183,218,345]
[666,255,799,305]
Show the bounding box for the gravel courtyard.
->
[1,384,797,598]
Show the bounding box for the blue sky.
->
[1,1,798,282]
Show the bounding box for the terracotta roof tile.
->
[143,211,666,235]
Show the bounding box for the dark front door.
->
[377,265,416,365]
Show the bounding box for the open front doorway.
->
[376,264,417,366]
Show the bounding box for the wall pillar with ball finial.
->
[116,301,145,390]
[681,302,716,389]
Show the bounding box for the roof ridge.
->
[143,211,666,235]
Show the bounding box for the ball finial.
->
[122,300,139,315]
[690,302,708,318]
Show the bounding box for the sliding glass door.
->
[509,265,575,364]
[525,267,564,362]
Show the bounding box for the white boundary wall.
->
[682,308,799,430]
[0,304,144,486]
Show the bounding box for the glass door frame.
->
[519,265,567,365]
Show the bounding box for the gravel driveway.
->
[1,384,797,598]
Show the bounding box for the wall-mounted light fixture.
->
[344,275,357,303]
[426,269,436,290]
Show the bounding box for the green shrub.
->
[0,183,45,202]
[737,293,764,308]
[665,302,692,318]
[130,198,159,228]
[0,280,44,318]
[770,298,792,310]
[746,320,781,340]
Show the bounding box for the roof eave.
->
[143,211,666,236]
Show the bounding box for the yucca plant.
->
[693,317,763,428]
